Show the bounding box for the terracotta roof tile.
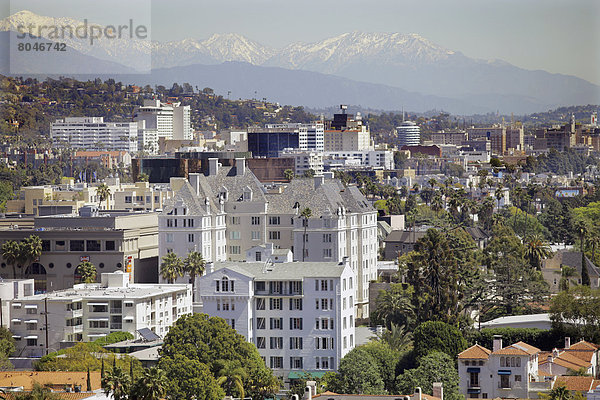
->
[554,376,595,392]
[0,371,101,391]
[459,344,492,360]
[492,346,529,356]
[559,352,591,368]
[512,341,541,355]
[564,349,595,363]
[569,340,599,351]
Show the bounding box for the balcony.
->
[110,308,122,314]
[110,323,122,330]
[64,325,83,334]
[66,309,83,318]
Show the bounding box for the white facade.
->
[266,123,325,152]
[458,339,549,400]
[324,150,394,170]
[51,117,139,152]
[134,100,192,143]
[9,271,192,357]
[0,279,34,328]
[280,150,324,176]
[198,261,355,382]
[396,121,421,147]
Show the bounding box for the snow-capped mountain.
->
[265,31,457,71]
[1,10,598,113]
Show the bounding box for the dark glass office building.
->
[247,129,300,158]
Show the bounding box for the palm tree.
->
[102,367,131,400]
[76,261,97,284]
[215,360,247,399]
[184,251,206,302]
[284,169,295,181]
[1,240,19,279]
[544,383,572,400]
[132,367,168,400]
[95,183,111,210]
[300,207,312,262]
[160,252,184,284]
[431,194,444,216]
[22,235,42,278]
[586,232,600,265]
[428,178,437,189]
[557,265,578,291]
[376,323,413,352]
[524,234,552,270]
[494,184,504,209]
[372,289,414,329]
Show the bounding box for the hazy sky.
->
[3,0,599,85]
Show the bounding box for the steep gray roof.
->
[161,181,210,216]
[211,261,348,279]
[265,178,374,216]
[558,251,600,278]
[204,166,266,203]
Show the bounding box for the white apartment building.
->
[10,271,192,357]
[396,121,421,147]
[0,279,34,328]
[51,117,139,152]
[198,260,355,383]
[157,164,377,318]
[134,99,192,143]
[279,150,324,176]
[158,177,227,271]
[323,150,394,170]
[265,175,378,319]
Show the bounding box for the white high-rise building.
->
[198,260,355,382]
[396,121,421,147]
[265,123,325,152]
[9,271,192,357]
[134,99,192,143]
[51,117,139,152]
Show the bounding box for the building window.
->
[251,216,261,225]
[256,298,265,310]
[469,372,479,387]
[231,216,240,225]
[230,246,241,255]
[290,318,303,330]
[70,240,84,251]
[500,375,510,389]
[26,338,37,347]
[269,231,280,240]
[251,231,261,240]
[270,337,283,349]
[188,234,194,242]
[290,298,302,311]
[89,320,109,328]
[86,240,101,251]
[221,277,229,292]
[166,233,174,243]
[230,231,240,240]
[323,248,332,258]
[256,318,265,329]
[105,241,116,251]
[290,337,303,350]
[290,357,303,369]
[270,357,283,369]
[270,298,282,310]
[323,234,332,243]
[269,317,283,330]
[269,216,280,225]
[256,337,266,349]
[514,375,521,382]
[321,280,328,291]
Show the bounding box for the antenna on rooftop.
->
[402,107,405,123]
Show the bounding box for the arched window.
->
[511,357,515,367]
[221,277,229,292]
[500,357,505,367]
[516,357,521,367]
[24,263,47,293]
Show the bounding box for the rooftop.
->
[458,344,492,360]
[211,261,350,280]
[0,371,101,391]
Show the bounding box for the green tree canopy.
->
[326,347,385,395]
[413,321,467,360]
[394,351,461,400]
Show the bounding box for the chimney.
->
[564,337,570,349]
[304,381,316,400]
[208,158,219,176]
[314,175,324,188]
[204,197,211,213]
[188,173,201,196]
[547,355,553,376]
[432,383,443,400]
[493,335,503,352]
[235,158,246,176]
[414,387,422,400]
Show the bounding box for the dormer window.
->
[243,186,252,201]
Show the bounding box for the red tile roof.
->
[458,344,492,360]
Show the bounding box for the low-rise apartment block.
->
[198,260,355,383]
[10,271,191,357]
